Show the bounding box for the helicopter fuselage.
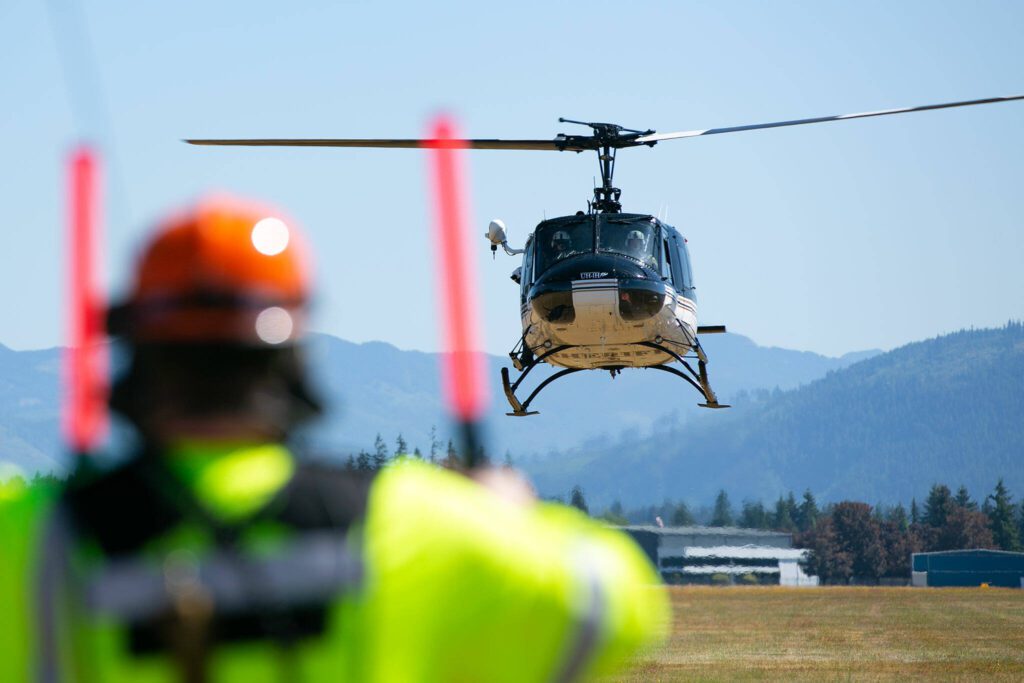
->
[517,213,698,370]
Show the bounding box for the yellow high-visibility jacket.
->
[0,445,668,682]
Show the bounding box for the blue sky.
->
[2,0,1022,357]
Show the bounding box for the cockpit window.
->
[599,219,659,270]
[534,218,595,274]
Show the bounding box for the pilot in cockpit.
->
[551,230,573,260]
[626,229,657,269]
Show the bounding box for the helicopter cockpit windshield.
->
[535,218,595,273]
[598,218,660,270]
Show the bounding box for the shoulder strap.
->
[65,454,375,555]
[261,461,374,533]
[64,457,183,556]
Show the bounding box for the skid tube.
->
[500,339,730,416]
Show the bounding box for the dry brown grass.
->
[606,585,1024,682]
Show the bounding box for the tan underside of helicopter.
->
[523,279,698,370]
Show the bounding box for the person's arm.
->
[360,460,669,683]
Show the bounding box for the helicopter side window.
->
[661,238,674,283]
[521,239,535,302]
[598,220,659,270]
[675,236,696,299]
[535,220,595,274]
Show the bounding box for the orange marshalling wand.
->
[64,146,108,454]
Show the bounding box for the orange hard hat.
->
[108,196,312,345]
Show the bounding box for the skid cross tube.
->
[509,344,572,394]
[637,341,701,381]
[647,364,708,400]
[515,367,585,415]
[501,344,575,415]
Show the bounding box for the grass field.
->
[608,586,1024,682]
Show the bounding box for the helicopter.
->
[186,94,1023,416]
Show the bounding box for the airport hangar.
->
[912,549,1024,588]
[621,525,818,586]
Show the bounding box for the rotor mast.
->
[557,119,653,213]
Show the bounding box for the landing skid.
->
[638,341,730,409]
[500,339,730,416]
[501,344,578,416]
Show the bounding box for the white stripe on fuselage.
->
[515,279,699,370]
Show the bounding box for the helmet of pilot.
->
[626,229,646,251]
[551,230,571,253]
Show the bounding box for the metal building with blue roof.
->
[911,549,1024,588]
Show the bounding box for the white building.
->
[621,525,819,586]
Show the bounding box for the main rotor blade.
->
[184,138,582,151]
[635,94,1024,143]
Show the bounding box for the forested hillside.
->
[0,345,61,474]
[0,332,871,474]
[526,324,1024,508]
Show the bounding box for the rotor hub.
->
[556,119,655,213]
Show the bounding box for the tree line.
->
[335,428,512,471]
[591,488,822,531]
[799,480,1022,583]
[582,479,1024,584]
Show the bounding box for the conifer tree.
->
[774,496,796,531]
[569,485,589,515]
[887,503,909,532]
[394,433,408,457]
[1019,502,1024,547]
[602,501,629,526]
[954,485,977,511]
[785,492,799,525]
[356,450,372,471]
[413,447,423,459]
[987,479,1022,551]
[671,501,695,526]
[711,490,733,527]
[910,498,920,525]
[373,433,389,469]
[797,489,819,532]
[429,425,440,463]
[740,501,768,529]
[924,484,954,528]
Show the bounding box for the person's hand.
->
[470,467,537,507]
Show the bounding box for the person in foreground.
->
[0,196,669,682]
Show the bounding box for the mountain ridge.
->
[0,332,875,475]
[525,323,1024,508]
